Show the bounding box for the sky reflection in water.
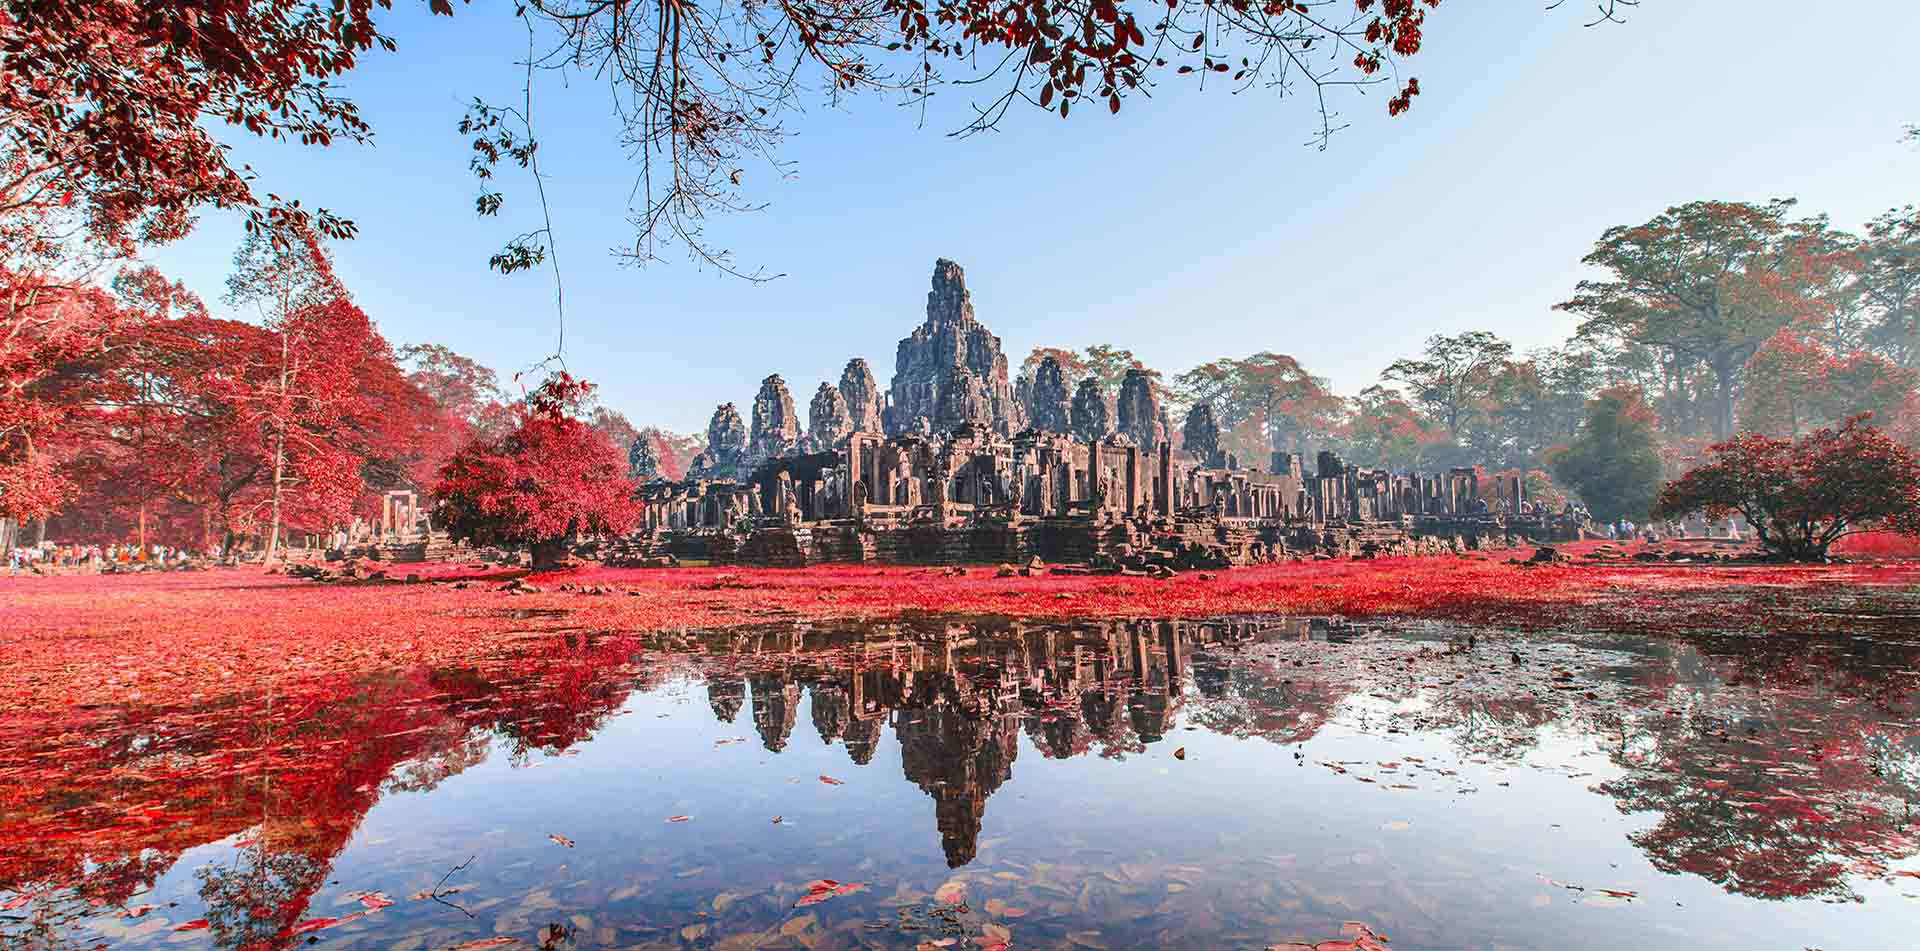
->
[4,615,1920,950]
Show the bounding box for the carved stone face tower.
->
[748,374,800,465]
[692,402,748,479]
[1070,378,1112,441]
[837,358,883,434]
[1183,402,1224,467]
[885,259,1017,437]
[1115,368,1165,452]
[808,382,852,448]
[1027,355,1072,433]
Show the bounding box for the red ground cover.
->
[3,543,1917,717]
[1834,531,1920,558]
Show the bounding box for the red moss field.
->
[5,541,1918,720]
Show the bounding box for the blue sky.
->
[144,2,1920,434]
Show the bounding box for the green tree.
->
[1175,352,1345,459]
[1343,385,1441,471]
[1081,345,1155,393]
[1550,386,1665,523]
[1380,331,1514,435]
[1739,331,1918,438]
[1558,200,1838,439]
[1851,206,1920,366]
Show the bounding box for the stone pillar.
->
[1156,442,1174,517]
[1124,445,1140,513]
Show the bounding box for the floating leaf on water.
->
[797,879,868,906]
[666,815,692,822]
[819,774,845,785]
[288,913,365,936]
[547,833,575,848]
[436,939,520,951]
[1174,747,1187,760]
[933,881,966,905]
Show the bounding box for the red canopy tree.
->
[37,268,224,546]
[1652,416,1920,561]
[213,226,389,561]
[433,373,639,570]
[1740,329,1917,439]
[1,0,1486,273]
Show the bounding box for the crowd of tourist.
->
[5,542,217,575]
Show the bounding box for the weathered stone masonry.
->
[635,260,1564,569]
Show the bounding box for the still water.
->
[4,615,1919,950]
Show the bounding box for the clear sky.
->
[143,1,1920,435]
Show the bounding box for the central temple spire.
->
[884,259,1019,437]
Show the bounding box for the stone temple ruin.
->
[634,259,1566,570]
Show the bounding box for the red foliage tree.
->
[1652,416,1920,560]
[30,252,461,552]
[209,227,396,560]
[0,277,122,526]
[399,343,508,436]
[0,0,379,248]
[432,373,639,569]
[0,0,1493,275]
[1740,329,1917,438]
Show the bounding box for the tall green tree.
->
[1558,200,1839,439]
[1081,345,1156,392]
[1175,352,1345,458]
[1550,386,1665,523]
[1380,331,1514,435]
[1852,206,1920,367]
[1342,385,1441,471]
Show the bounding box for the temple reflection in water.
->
[698,617,1345,866]
[6,613,1919,951]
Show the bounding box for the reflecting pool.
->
[5,615,1919,949]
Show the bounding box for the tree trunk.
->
[265,324,294,565]
[529,537,568,571]
[1711,359,1737,440]
[265,426,286,564]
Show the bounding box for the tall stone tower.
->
[837,358,884,433]
[1183,403,1224,467]
[690,403,747,480]
[748,374,800,465]
[1027,354,1072,433]
[1070,377,1112,440]
[808,381,852,449]
[885,259,1017,437]
[1115,368,1165,451]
